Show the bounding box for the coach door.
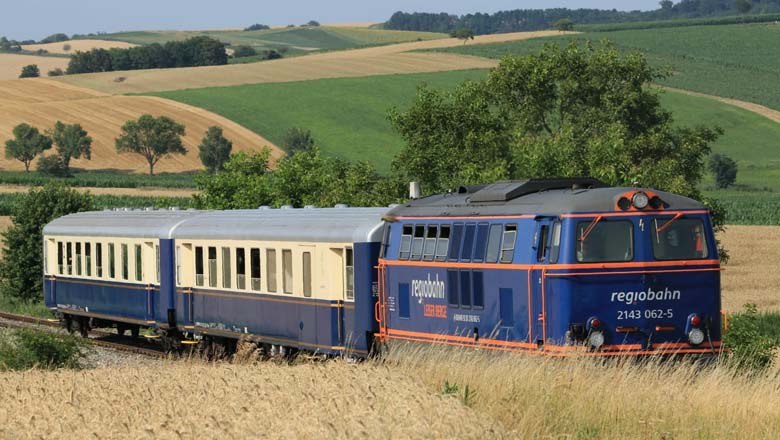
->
[531,217,561,345]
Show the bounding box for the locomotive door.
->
[530,217,558,345]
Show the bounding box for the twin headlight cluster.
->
[585,314,707,351]
[617,191,664,211]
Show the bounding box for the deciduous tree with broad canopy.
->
[115,114,187,175]
[5,123,52,172]
[198,126,233,173]
[49,121,92,173]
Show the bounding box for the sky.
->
[2,0,661,41]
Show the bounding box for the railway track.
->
[0,311,167,358]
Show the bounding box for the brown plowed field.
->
[0,94,282,173]
[21,39,138,55]
[57,31,566,94]
[0,54,69,81]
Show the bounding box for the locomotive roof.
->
[44,207,387,243]
[385,180,707,219]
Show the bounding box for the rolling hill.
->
[21,39,138,55]
[0,54,69,80]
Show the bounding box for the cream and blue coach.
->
[43,207,386,355]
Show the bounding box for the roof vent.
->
[170,207,180,211]
[334,204,348,209]
[304,205,315,209]
[388,203,399,208]
[470,179,607,202]
[144,207,154,211]
[258,205,271,210]
[281,205,294,210]
[409,182,421,199]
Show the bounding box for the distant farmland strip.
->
[0,193,192,216]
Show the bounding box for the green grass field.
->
[93,26,447,53]
[0,170,196,189]
[439,22,780,110]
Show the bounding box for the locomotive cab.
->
[377,179,721,356]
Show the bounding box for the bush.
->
[36,155,71,177]
[39,33,69,44]
[0,328,87,370]
[62,43,71,51]
[232,45,257,58]
[723,304,778,371]
[47,67,64,77]
[554,18,575,31]
[709,153,738,189]
[19,64,40,78]
[244,23,270,31]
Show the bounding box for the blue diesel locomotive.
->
[42,179,722,356]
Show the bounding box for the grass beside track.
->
[439,22,780,110]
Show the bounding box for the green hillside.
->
[93,26,447,53]
[438,22,780,110]
[155,70,780,194]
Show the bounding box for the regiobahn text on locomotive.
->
[378,179,721,355]
[41,178,721,356]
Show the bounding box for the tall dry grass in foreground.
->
[384,343,780,439]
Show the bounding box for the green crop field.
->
[438,22,780,110]
[93,26,446,53]
[0,170,196,189]
[0,193,192,216]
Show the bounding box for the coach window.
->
[175,246,182,285]
[135,244,143,282]
[434,225,450,262]
[399,225,413,260]
[155,244,160,283]
[108,243,116,279]
[85,243,92,277]
[75,243,82,276]
[410,225,425,260]
[485,224,503,263]
[57,242,64,275]
[500,224,517,263]
[460,223,476,261]
[345,248,354,300]
[303,252,312,298]
[282,249,293,294]
[121,244,129,280]
[250,248,261,291]
[651,217,709,260]
[221,247,231,289]
[207,246,217,287]
[576,220,633,263]
[448,224,463,261]
[66,242,72,275]
[95,243,103,278]
[549,222,562,263]
[266,249,277,293]
[473,223,489,262]
[195,246,204,286]
[423,225,438,261]
[236,248,246,290]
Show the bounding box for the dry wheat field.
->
[21,39,138,55]
[0,54,69,81]
[0,226,778,439]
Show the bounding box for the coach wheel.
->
[117,323,128,336]
[63,315,77,334]
[130,325,140,339]
[77,318,90,338]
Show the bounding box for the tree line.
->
[384,0,780,34]
[66,36,227,74]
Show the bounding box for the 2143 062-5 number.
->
[617,309,674,320]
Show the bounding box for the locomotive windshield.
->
[651,217,708,260]
[576,220,633,263]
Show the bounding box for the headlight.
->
[588,331,605,349]
[632,191,649,209]
[688,328,705,346]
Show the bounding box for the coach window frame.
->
[460,223,477,262]
[500,224,517,263]
[422,224,438,261]
[448,223,464,262]
[410,224,425,261]
[399,224,413,260]
[434,224,450,262]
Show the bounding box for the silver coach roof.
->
[172,208,387,243]
[44,207,388,243]
[43,209,200,239]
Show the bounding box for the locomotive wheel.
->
[117,323,128,336]
[63,315,77,334]
[130,325,140,339]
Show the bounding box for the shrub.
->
[36,155,70,177]
[554,18,575,31]
[62,43,71,51]
[19,64,40,78]
[709,153,738,189]
[0,328,87,370]
[232,45,257,58]
[47,67,64,77]
[39,33,69,44]
[723,304,778,371]
[244,23,270,31]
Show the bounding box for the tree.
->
[708,153,738,188]
[244,23,270,31]
[19,64,40,78]
[36,155,69,177]
[193,150,274,210]
[198,126,233,173]
[553,18,574,32]
[49,121,92,172]
[5,123,52,172]
[452,28,475,44]
[115,114,187,175]
[47,67,64,77]
[305,20,321,27]
[0,184,94,302]
[283,127,315,154]
[735,0,753,13]
[39,33,69,44]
